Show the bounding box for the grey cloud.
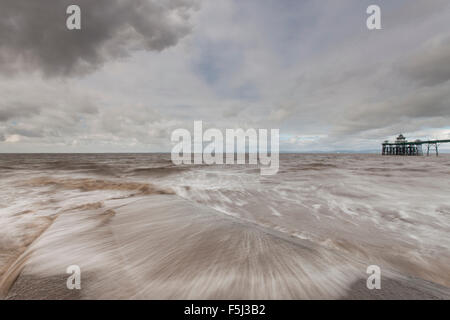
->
[1,0,450,152]
[0,91,98,123]
[0,103,41,122]
[336,83,450,136]
[6,127,44,138]
[0,0,198,77]
[0,82,103,143]
[398,35,450,87]
[332,34,450,137]
[0,73,171,148]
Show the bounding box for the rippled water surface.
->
[0,153,449,298]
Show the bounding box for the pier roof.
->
[382,139,450,145]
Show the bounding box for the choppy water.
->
[0,153,449,298]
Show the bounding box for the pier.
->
[382,134,450,156]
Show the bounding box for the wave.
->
[127,166,188,177]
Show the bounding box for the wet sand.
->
[3,194,449,299]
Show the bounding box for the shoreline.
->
[3,194,449,299]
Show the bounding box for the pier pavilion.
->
[382,134,450,156]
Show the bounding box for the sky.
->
[0,0,449,153]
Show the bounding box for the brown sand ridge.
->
[24,177,175,195]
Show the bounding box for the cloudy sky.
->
[0,0,449,152]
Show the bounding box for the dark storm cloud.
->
[0,0,198,77]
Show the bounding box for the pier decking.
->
[382,134,450,156]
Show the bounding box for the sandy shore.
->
[2,194,449,299]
